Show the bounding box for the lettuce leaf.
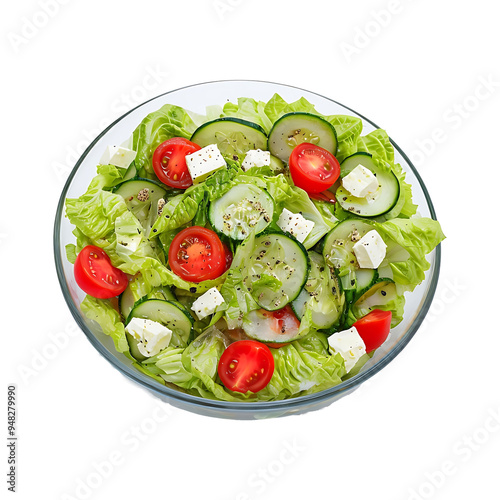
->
[264,94,363,164]
[132,104,200,173]
[65,166,129,241]
[80,295,130,355]
[152,329,346,402]
[375,217,445,293]
[222,98,273,134]
[325,115,363,163]
[282,187,335,249]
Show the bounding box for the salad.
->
[65,93,445,402]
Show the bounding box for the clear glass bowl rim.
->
[53,79,441,413]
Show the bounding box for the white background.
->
[2,1,500,499]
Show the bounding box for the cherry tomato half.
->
[289,143,340,194]
[168,226,226,283]
[152,137,201,189]
[74,245,128,299]
[218,340,275,393]
[222,243,233,272]
[353,309,392,353]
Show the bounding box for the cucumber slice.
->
[120,281,176,324]
[351,279,399,326]
[291,252,344,330]
[191,118,267,162]
[122,161,137,182]
[323,219,374,288]
[354,269,378,299]
[336,153,400,217]
[113,178,167,236]
[208,184,274,241]
[240,232,309,311]
[128,299,193,349]
[242,309,303,344]
[268,112,338,162]
[355,280,396,309]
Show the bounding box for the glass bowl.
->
[54,80,441,419]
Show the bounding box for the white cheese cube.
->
[191,287,225,320]
[241,149,271,171]
[125,318,172,357]
[328,327,366,373]
[342,164,379,198]
[353,230,387,269]
[100,145,137,169]
[277,208,315,243]
[185,144,226,184]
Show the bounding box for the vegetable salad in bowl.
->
[62,89,444,404]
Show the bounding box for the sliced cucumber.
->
[323,219,374,286]
[128,299,193,349]
[242,309,303,344]
[209,184,274,240]
[268,112,338,162]
[191,118,267,162]
[113,178,167,236]
[122,161,137,182]
[351,280,400,328]
[269,155,285,173]
[291,252,344,330]
[240,232,309,311]
[120,280,176,324]
[336,153,399,218]
[354,269,378,299]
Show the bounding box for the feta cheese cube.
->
[353,230,387,269]
[191,287,225,320]
[342,164,379,198]
[241,149,271,171]
[328,327,366,373]
[100,145,137,169]
[185,144,226,184]
[125,318,172,357]
[277,208,315,243]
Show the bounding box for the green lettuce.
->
[132,104,200,173]
[282,187,335,249]
[375,217,445,293]
[222,97,273,134]
[356,129,417,219]
[80,295,130,355]
[264,94,363,163]
[65,165,129,241]
[152,329,346,402]
[326,115,363,162]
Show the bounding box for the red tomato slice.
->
[74,245,128,299]
[289,143,340,194]
[168,226,226,283]
[353,309,392,353]
[222,243,233,272]
[152,137,200,189]
[218,340,275,393]
[260,305,300,348]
